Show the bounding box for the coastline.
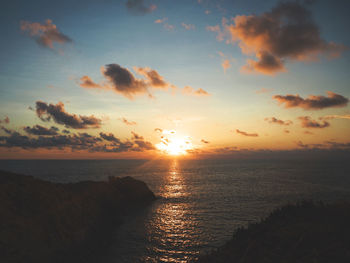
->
[196,201,350,263]
[0,170,156,263]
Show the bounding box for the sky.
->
[0,0,350,159]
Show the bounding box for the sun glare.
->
[156,130,193,156]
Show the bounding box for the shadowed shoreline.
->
[0,170,156,263]
[196,201,350,263]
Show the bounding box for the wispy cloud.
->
[181,23,195,30]
[255,88,273,94]
[182,86,210,96]
[20,19,72,50]
[236,129,258,137]
[126,0,156,15]
[119,118,137,126]
[265,117,293,126]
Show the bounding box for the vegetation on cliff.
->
[197,201,350,263]
[0,170,155,263]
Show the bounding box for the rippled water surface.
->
[1,159,350,262]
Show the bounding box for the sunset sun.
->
[156,131,193,156]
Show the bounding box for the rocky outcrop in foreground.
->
[197,201,350,263]
[0,170,156,263]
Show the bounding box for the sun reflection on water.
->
[144,159,200,263]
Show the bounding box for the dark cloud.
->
[24,125,59,136]
[0,128,154,153]
[126,0,156,15]
[265,117,293,126]
[236,129,259,137]
[100,132,121,143]
[208,1,346,75]
[273,92,348,110]
[130,131,155,151]
[62,129,70,134]
[186,143,350,160]
[20,19,72,50]
[1,126,12,135]
[80,63,209,99]
[298,116,330,128]
[0,116,10,124]
[131,131,143,140]
[0,132,100,150]
[101,64,149,99]
[35,101,102,129]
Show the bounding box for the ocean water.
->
[1,159,350,262]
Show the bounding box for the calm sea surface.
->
[1,159,350,262]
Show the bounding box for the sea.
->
[1,159,350,262]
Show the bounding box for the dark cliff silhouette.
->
[197,201,350,263]
[0,170,156,263]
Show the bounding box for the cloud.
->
[130,131,155,151]
[218,51,234,73]
[24,125,59,136]
[0,116,10,124]
[163,23,175,31]
[208,1,346,75]
[242,51,286,75]
[181,23,195,30]
[79,76,105,89]
[201,139,209,144]
[35,101,102,129]
[323,114,350,120]
[221,59,231,73]
[126,0,156,15]
[236,129,258,137]
[102,64,149,99]
[80,64,209,99]
[182,86,210,96]
[99,132,121,143]
[298,116,330,128]
[265,117,293,126]
[273,91,349,110]
[256,88,273,94]
[0,131,101,150]
[133,67,169,89]
[120,118,137,125]
[154,18,175,31]
[154,128,163,133]
[155,18,167,24]
[0,126,12,135]
[20,19,72,50]
[0,128,155,153]
[206,24,225,41]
